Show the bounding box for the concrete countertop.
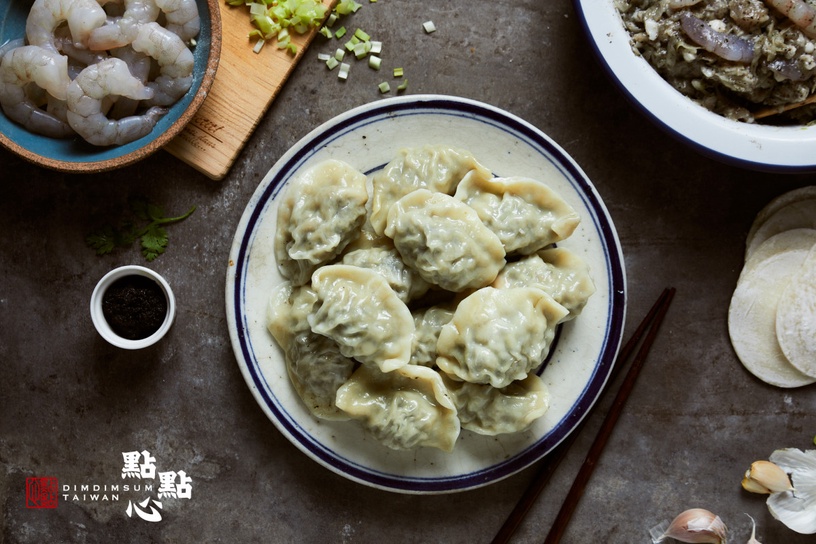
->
[2,1,815,542]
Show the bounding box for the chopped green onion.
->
[326,56,339,69]
[338,62,351,80]
[422,20,436,33]
[325,13,338,27]
[368,55,381,69]
[397,78,408,91]
[317,52,331,61]
[334,26,347,38]
[393,67,404,77]
[319,26,332,38]
[369,40,382,54]
[334,0,362,15]
[353,41,369,59]
[354,28,370,42]
[253,38,265,53]
[335,48,346,60]
[378,81,390,93]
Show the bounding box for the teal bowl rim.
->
[0,0,222,174]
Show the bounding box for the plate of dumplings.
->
[226,94,627,494]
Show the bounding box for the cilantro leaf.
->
[85,197,195,261]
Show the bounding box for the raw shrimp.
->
[25,0,107,53]
[0,45,75,138]
[764,0,816,38]
[130,22,194,106]
[65,57,166,146]
[87,0,160,51]
[108,45,151,118]
[155,0,200,42]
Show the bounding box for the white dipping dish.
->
[575,0,816,173]
[225,95,627,494]
[90,265,176,350]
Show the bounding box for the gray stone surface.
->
[2,1,815,542]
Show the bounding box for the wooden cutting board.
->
[165,0,335,180]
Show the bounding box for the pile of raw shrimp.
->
[0,0,200,147]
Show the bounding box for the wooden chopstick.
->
[542,287,675,544]
[490,287,675,544]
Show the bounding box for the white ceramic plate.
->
[226,95,627,494]
[575,0,816,173]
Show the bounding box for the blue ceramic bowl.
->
[0,0,221,173]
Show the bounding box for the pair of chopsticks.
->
[491,287,676,544]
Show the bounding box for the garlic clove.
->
[653,508,728,544]
[742,460,795,494]
[765,448,816,534]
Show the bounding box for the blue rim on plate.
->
[226,95,627,494]
[574,0,816,173]
[0,0,220,173]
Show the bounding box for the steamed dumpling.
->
[266,282,355,420]
[437,287,568,388]
[369,145,491,235]
[275,160,369,284]
[309,264,414,372]
[341,237,431,303]
[335,364,460,452]
[493,247,596,320]
[454,173,580,255]
[384,189,506,292]
[441,373,550,435]
[411,304,455,367]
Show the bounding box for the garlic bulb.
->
[742,460,795,494]
[652,508,728,544]
[765,448,816,534]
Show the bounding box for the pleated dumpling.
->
[369,145,491,235]
[266,282,355,420]
[308,265,414,373]
[437,287,568,388]
[274,160,369,285]
[335,364,460,452]
[384,189,506,292]
[454,172,580,255]
[493,247,596,320]
[411,304,455,367]
[441,373,550,435]
[341,237,431,303]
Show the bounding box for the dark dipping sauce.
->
[102,275,168,340]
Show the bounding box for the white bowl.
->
[574,0,816,172]
[90,265,176,350]
[226,95,627,494]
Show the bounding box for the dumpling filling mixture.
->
[267,145,596,453]
[617,0,816,123]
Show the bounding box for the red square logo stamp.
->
[26,477,58,509]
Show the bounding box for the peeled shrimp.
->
[25,0,107,53]
[155,0,200,42]
[65,57,166,146]
[130,22,194,106]
[87,0,160,51]
[764,0,816,38]
[0,45,74,138]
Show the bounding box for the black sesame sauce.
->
[102,275,168,340]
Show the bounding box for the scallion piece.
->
[335,48,346,60]
[253,38,265,53]
[422,20,436,33]
[393,67,404,77]
[370,40,382,54]
[368,55,381,69]
[397,78,408,91]
[326,56,339,69]
[335,26,347,38]
[338,62,351,80]
[354,28,370,42]
[378,81,390,93]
